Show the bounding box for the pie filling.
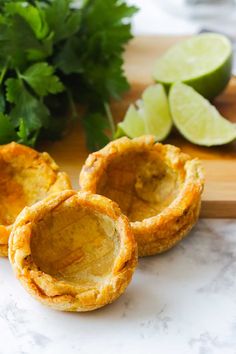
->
[97,151,184,222]
[31,203,119,288]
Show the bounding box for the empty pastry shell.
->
[79,135,204,257]
[9,190,137,312]
[0,142,71,257]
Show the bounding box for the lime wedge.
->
[116,104,145,138]
[153,33,232,99]
[117,84,172,141]
[169,82,236,146]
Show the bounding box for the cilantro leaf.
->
[6,78,49,132]
[83,113,110,151]
[5,2,49,40]
[54,36,83,74]
[83,0,137,31]
[17,118,27,142]
[21,62,64,96]
[17,118,38,146]
[0,113,17,143]
[0,16,51,69]
[83,56,130,101]
[6,78,22,103]
[44,0,81,43]
[81,0,137,51]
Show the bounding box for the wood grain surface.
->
[42,36,236,218]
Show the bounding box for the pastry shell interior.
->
[0,142,71,257]
[79,136,204,257]
[9,190,137,312]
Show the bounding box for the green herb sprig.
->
[0,0,137,150]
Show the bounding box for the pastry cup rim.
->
[9,190,137,311]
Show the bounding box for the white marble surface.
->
[1,219,236,354]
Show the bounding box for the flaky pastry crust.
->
[0,142,71,257]
[9,190,137,312]
[79,136,204,257]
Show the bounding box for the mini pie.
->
[9,190,137,312]
[79,135,204,257]
[0,142,71,257]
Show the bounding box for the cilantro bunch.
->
[0,0,137,150]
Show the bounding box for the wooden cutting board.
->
[42,36,236,218]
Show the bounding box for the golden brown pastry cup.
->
[9,190,137,312]
[0,142,71,257]
[79,135,204,257]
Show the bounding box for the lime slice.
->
[169,82,236,146]
[117,84,172,141]
[153,33,232,99]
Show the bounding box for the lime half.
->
[153,33,232,99]
[169,82,236,146]
[117,84,172,141]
